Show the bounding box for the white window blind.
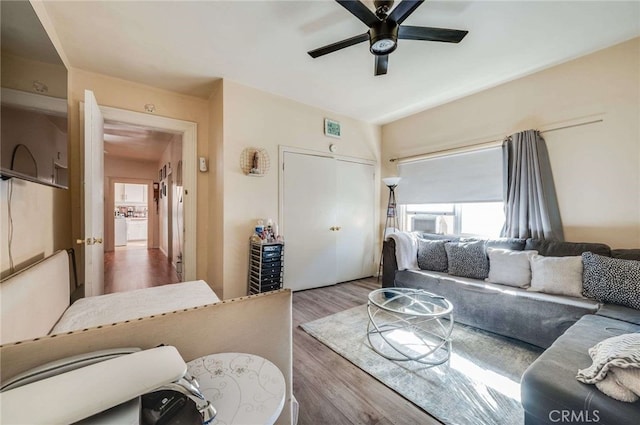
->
[396,147,503,204]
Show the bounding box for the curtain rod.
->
[389,118,604,163]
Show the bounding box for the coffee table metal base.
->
[367,295,454,365]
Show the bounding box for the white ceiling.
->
[43,0,640,124]
[103,121,179,162]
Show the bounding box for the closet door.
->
[336,160,375,282]
[282,152,337,291]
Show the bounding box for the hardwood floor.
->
[104,247,180,293]
[293,277,442,425]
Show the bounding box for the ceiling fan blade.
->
[388,0,424,24]
[375,54,388,76]
[398,25,468,43]
[308,33,369,58]
[336,0,379,27]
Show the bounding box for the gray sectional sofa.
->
[382,234,640,425]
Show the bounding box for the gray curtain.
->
[501,129,564,240]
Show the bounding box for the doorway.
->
[103,121,184,292]
[280,148,376,292]
[114,182,150,250]
[81,92,198,297]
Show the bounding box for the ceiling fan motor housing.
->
[369,20,399,55]
[374,0,394,18]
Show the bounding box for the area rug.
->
[301,304,543,425]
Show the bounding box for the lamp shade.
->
[382,177,401,187]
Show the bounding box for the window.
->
[396,146,504,238]
[403,202,504,238]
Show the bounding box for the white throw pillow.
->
[528,254,584,297]
[485,248,538,288]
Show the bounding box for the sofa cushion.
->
[444,240,489,279]
[597,304,640,326]
[525,239,611,257]
[612,249,640,261]
[394,269,599,348]
[529,254,584,298]
[486,248,537,288]
[419,233,460,242]
[582,252,640,310]
[484,237,526,251]
[416,239,449,272]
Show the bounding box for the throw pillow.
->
[444,240,489,279]
[417,239,449,272]
[528,254,583,297]
[485,248,538,288]
[582,252,640,310]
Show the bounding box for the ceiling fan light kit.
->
[369,21,398,55]
[308,0,468,76]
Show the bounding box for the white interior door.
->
[336,160,375,281]
[282,152,337,291]
[83,90,105,297]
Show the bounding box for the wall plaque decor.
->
[240,147,270,176]
[324,118,341,138]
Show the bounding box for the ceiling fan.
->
[307,0,468,76]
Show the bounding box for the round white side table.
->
[187,352,285,425]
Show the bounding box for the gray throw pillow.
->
[582,252,640,310]
[417,239,449,272]
[486,248,537,288]
[528,254,584,298]
[445,240,489,279]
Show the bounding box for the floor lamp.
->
[378,177,401,280]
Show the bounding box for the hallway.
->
[104,247,180,293]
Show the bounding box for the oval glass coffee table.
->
[367,287,454,364]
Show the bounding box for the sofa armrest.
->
[382,239,398,288]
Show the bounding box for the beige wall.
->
[1,52,67,99]
[220,80,382,298]
[382,38,640,248]
[0,179,69,277]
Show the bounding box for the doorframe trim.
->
[99,106,197,281]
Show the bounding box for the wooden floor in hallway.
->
[104,246,180,293]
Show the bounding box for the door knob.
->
[76,239,86,245]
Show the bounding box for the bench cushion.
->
[394,270,599,348]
